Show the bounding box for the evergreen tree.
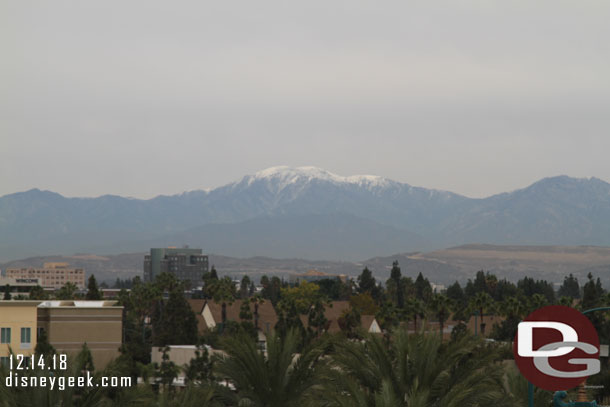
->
[156,346,179,391]
[86,275,102,300]
[357,267,376,294]
[494,278,518,301]
[446,281,464,304]
[34,329,56,358]
[239,275,251,299]
[76,343,95,372]
[3,284,11,300]
[307,300,328,337]
[558,274,580,299]
[414,272,432,302]
[152,276,199,346]
[209,266,218,280]
[389,261,404,308]
[260,276,282,306]
[185,344,213,384]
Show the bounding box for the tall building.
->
[144,247,208,288]
[5,263,85,290]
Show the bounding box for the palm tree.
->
[210,276,237,328]
[504,368,552,407]
[315,328,509,407]
[215,329,328,407]
[403,298,426,331]
[430,294,454,338]
[500,297,524,321]
[469,292,495,335]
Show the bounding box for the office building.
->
[0,277,42,297]
[5,263,85,290]
[144,247,208,288]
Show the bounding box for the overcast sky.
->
[2,1,610,199]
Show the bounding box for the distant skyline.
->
[2,1,610,199]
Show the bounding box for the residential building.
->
[37,300,123,369]
[314,305,382,334]
[144,247,208,288]
[5,263,85,290]
[189,299,278,347]
[299,300,381,334]
[0,301,41,366]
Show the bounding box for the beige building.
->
[0,277,42,297]
[37,300,123,369]
[6,262,86,290]
[0,301,41,366]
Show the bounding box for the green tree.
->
[307,300,328,338]
[156,346,179,391]
[492,297,525,341]
[430,294,454,338]
[184,344,213,384]
[349,293,379,315]
[403,297,426,331]
[215,329,328,407]
[261,275,282,306]
[388,261,404,308]
[469,291,495,335]
[558,274,580,299]
[209,276,237,329]
[446,281,464,304]
[202,266,219,299]
[239,275,252,299]
[86,275,102,300]
[29,285,47,300]
[505,368,553,407]
[357,267,376,294]
[414,272,432,302]
[34,329,56,359]
[56,281,78,300]
[338,307,361,338]
[152,282,198,346]
[317,329,508,407]
[3,284,11,300]
[280,281,322,314]
[75,342,95,373]
[582,272,604,309]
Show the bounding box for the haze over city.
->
[2,1,610,199]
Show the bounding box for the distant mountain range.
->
[2,166,610,262]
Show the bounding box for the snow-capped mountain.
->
[1,167,610,261]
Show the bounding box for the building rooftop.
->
[38,300,120,308]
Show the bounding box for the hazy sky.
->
[2,1,610,199]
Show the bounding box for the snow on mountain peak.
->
[244,166,394,190]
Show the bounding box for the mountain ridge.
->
[2,168,610,262]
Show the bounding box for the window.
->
[1,328,10,344]
[20,328,31,347]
